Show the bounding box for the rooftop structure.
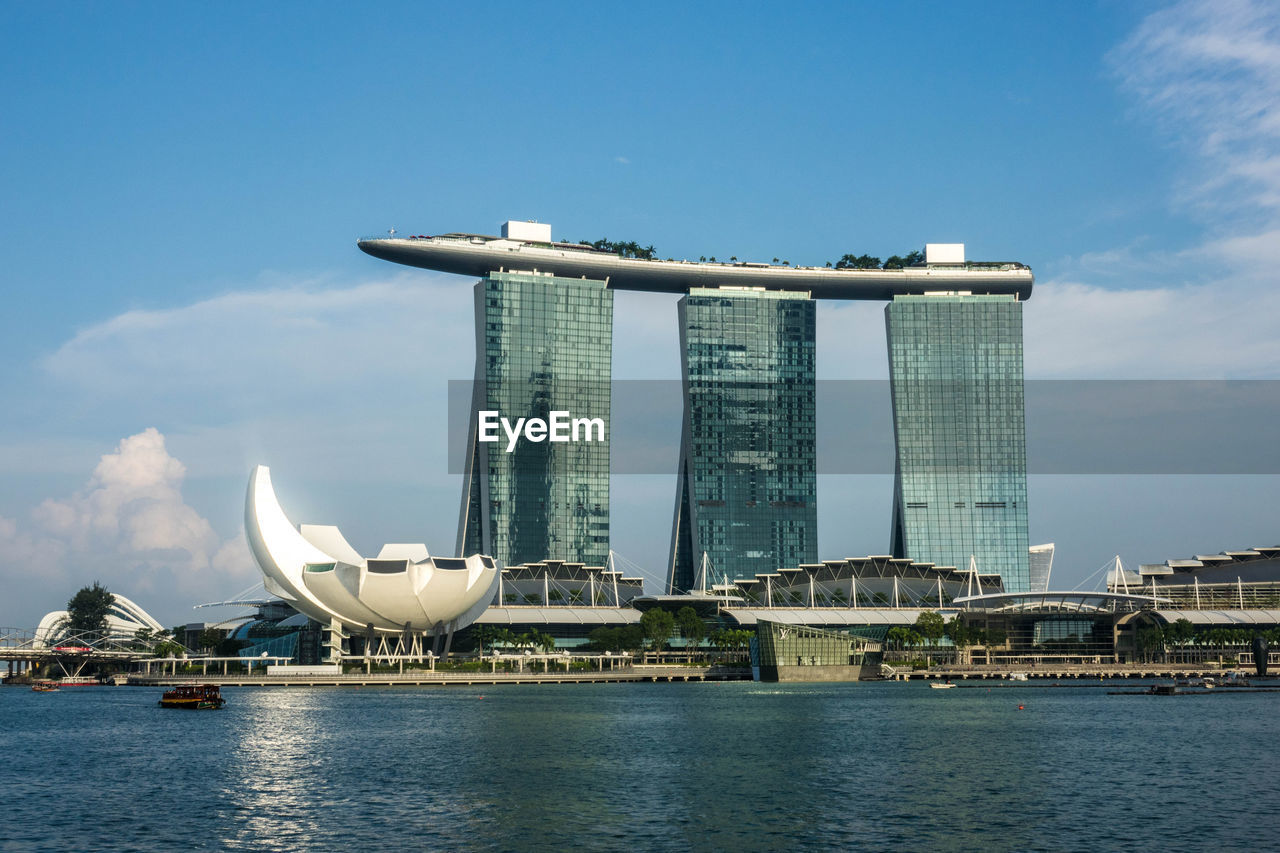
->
[358,223,1034,301]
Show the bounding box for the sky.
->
[2,0,1279,628]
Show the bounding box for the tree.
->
[583,238,658,260]
[1166,618,1195,651]
[676,607,705,658]
[197,628,222,652]
[66,582,115,644]
[151,628,185,659]
[835,253,881,269]
[915,611,945,648]
[640,608,675,653]
[472,624,499,655]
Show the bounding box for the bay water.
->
[1,681,1276,851]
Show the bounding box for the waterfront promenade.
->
[126,664,751,688]
[889,662,1261,681]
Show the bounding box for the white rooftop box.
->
[502,220,553,243]
[925,243,965,265]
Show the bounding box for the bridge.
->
[0,627,164,680]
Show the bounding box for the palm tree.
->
[472,624,498,656]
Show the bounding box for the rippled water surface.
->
[2,681,1277,851]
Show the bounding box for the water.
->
[2,681,1277,852]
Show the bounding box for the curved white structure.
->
[34,593,165,648]
[245,466,499,634]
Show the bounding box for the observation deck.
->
[357,231,1034,301]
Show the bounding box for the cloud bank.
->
[0,428,252,627]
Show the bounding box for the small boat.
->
[930,681,956,689]
[158,684,226,710]
[31,682,60,692]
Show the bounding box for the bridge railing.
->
[0,626,182,655]
[0,628,37,649]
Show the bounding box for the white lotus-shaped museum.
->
[245,465,499,634]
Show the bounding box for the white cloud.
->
[1025,275,1280,378]
[1111,0,1280,220]
[0,428,254,627]
[1034,0,1280,380]
[43,273,477,416]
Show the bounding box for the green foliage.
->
[471,624,500,655]
[676,607,706,650]
[640,608,675,652]
[835,253,881,269]
[152,640,185,658]
[66,582,115,642]
[886,626,924,650]
[1166,618,1195,647]
[915,611,946,647]
[577,238,657,260]
[197,628,222,651]
[834,249,925,270]
[436,660,484,672]
[587,625,644,652]
[708,628,754,650]
[512,630,556,653]
[882,250,924,269]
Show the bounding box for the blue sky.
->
[3,1,1279,627]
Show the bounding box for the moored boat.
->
[159,684,225,710]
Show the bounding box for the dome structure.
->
[244,466,499,634]
[33,593,164,648]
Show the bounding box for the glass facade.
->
[668,288,817,592]
[1029,543,1055,593]
[886,295,1030,592]
[458,273,612,567]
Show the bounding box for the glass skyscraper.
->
[886,294,1030,593]
[667,288,817,592]
[458,272,612,567]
